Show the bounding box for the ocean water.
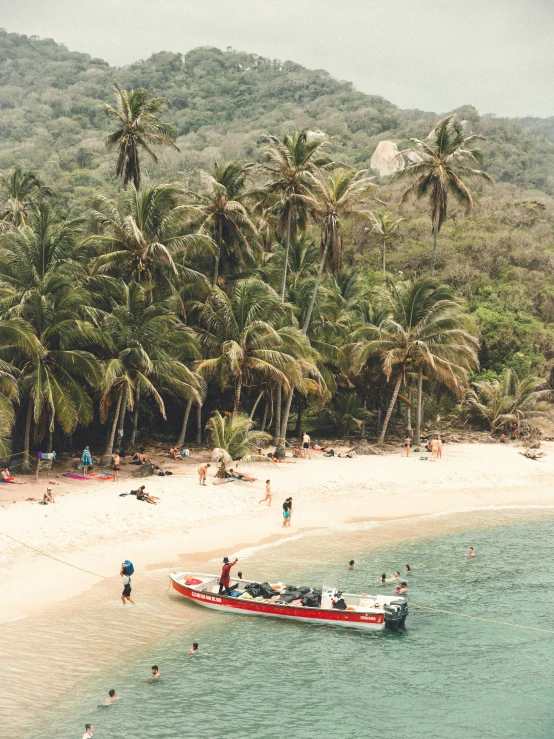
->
[10,509,554,739]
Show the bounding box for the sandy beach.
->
[2,441,554,624]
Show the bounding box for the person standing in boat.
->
[219,556,238,595]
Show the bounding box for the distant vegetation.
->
[0,29,553,464]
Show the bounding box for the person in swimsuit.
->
[121,570,135,605]
[151,665,160,679]
[302,432,311,459]
[396,582,408,594]
[469,547,475,558]
[391,571,400,581]
[349,560,355,570]
[259,479,272,506]
[198,463,210,485]
[404,564,411,574]
[43,487,55,504]
[403,436,411,457]
[82,724,93,739]
[112,451,120,482]
[282,499,291,528]
[188,642,199,654]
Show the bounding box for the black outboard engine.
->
[384,599,409,630]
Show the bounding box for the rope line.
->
[0,531,106,579]
[409,602,554,635]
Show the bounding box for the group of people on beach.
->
[402,434,444,459]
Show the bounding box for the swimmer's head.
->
[152,665,158,672]
[192,642,198,650]
[109,689,115,697]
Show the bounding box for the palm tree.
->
[207,411,272,477]
[104,83,180,189]
[300,168,381,333]
[0,166,52,230]
[352,279,479,443]
[185,161,262,284]
[468,369,554,434]
[100,280,202,457]
[257,130,330,300]
[395,116,493,275]
[369,211,404,279]
[88,184,210,289]
[196,278,306,415]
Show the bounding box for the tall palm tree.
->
[468,369,554,434]
[104,83,180,189]
[300,168,381,333]
[196,278,307,415]
[352,279,478,443]
[0,166,52,230]
[100,280,202,457]
[395,116,493,275]
[369,211,404,279]
[257,130,330,300]
[185,161,262,284]
[88,184,210,290]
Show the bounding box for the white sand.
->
[2,442,554,623]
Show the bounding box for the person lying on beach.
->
[270,456,295,464]
[338,451,357,458]
[323,449,335,457]
[1,467,25,484]
[228,469,257,482]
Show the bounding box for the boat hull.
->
[170,577,387,631]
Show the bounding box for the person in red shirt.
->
[219,556,238,595]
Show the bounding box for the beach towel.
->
[90,472,114,480]
[62,472,89,481]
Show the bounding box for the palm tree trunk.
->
[378,375,402,443]
[431,221,439,276]
[274,385,282,443]
[130,388,140,447]
[360,397,367,438]
[293,396,303,438]
[414,368,424,445]
[196,403,202,445]
[260,399,269,433]
[407,388,412,433]
[117,384,128,442]
[177,399,193,447]
[280,213,292,302]
[22,398,33,472]
[280,390,294,444]
[382,236,386,280]
[234,375,242,416]
[302,244,328,334]
[104,388,123,458]
[249,390,263,421]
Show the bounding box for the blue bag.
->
[122,560,134,576]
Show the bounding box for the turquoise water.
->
[16,513,554,738]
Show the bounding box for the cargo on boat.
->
[169,572,408,631]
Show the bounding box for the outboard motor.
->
[384,599,409,630]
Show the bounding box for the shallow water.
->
[7,508,554,738]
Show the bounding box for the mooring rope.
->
[0,531,106,579]
[409,602,554,635]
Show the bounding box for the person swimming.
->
[188,642,199,654]
[380,573,388,584]
[349,560,355,570]
[395,582,408,594]
[404,564,411,574]
[469,547,475,558]
[391,571,400,581]
[151,665,160,679]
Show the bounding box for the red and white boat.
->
[169,572,408,631]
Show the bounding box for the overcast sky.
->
[2,0,553,118]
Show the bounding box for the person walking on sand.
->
[430,436,439,461]
[259,479,272,506]
[287,497,293,524]
[403,436,411,457]
[121,570,135,606]
[81,445,92,475]
[302,432,311,459]
[112,450,120,482]
[83,724,93,739]
[437,435,443,459]
[198,462,210,486]
[219,556,238,595]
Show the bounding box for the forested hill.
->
[1,28,554,206]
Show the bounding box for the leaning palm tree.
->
[395,116,493,275]
[88,184,211,290]
[351,279,479,443]
[468,369,554,434]
[257,130,330,300]
[369,211,404,279]
[185,161,262,284]
[300,168,381,333]
[0,166,52,230]
[104,83,180,189]
[196,278,307,416]
[207,412,272,477]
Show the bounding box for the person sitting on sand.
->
[1,467,25,484]
[132,449,150,465]
[132,485,159,504]
[292,447,304,458]
[499,433,508,443]
[169,446,182,461]
[43,487,55,504]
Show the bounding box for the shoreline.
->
[2,441,554,624]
